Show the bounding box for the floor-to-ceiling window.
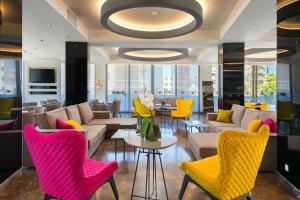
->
[107,64,129,112]
[244,64,276,110]
[105,64,206,112]
[177,64,199,112]
[129,64,152,108]
[153,64,176,98]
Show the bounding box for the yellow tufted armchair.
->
[171,99,193,128]
[179,125,270,200]
[133,98,155,118]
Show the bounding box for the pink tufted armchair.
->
[24,125,119,200]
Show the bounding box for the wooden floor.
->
[0,115,296,200]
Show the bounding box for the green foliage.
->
[259,73,276,96]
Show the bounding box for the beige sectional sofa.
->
[188,104,277,172]
[34,102,137,158]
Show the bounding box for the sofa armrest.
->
[207,112,218,121]
[93,111,111,119]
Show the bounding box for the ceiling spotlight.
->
[118,48,189,62]
[101,0,203,39]
[151,11,159,15]
[47,23,52,27]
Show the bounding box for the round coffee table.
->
[124,134,177,200]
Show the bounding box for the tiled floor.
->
[0,115,296,200]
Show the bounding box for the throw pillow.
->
[56,118,74,129]
[263,118,277,133]
[247,119,263,132]
[216,109,233,123]
[64,120,82,130]
[0,120,15,131]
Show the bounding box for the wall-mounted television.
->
[30,68,55,83]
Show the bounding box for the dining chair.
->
[179,125,270,200]
[24,125,119,200]
[171,99,193,129]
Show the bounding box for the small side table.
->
[125,134,177,200]
[182,120,208,137]
[111,129,137,160]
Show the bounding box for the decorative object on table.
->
[141,117,161,142]
[138,90,154,109]
[160,99,166,107]
[179,125,270,200]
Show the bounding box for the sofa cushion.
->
[87,118,137,131]
[45,109,68,129]
[56,118,74,129]
[66,105,82,124]
[247,119,263,132]
[207,120,237,128]
[240,108,260,130]
[216,109,233,123]
[215,126,246,133]
[34,113,50,129]
[78,102,94,124]
[259,110,277,122]
[231,104,246,126]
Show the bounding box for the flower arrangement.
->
[141,118,161,142]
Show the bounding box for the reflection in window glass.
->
[244,64,276,110]
[0,60,17,95]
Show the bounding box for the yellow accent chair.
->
[245,102,254,108]
[132,98,155,118]
[0,98,14,119]
[179,125,270,200]
[171,99,193,128]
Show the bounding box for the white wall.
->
[23,59,63,103]
[95,62,106,102]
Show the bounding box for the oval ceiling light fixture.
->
[101,0,203,39]
[118,48,189,62]
[277,0,300,37]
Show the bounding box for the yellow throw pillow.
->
[247,119,263,132]
[216,109,233,123]
[64,120,82,130]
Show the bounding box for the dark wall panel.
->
[277,0,300,190]
[218,43,245,109]
[65,42,88,106]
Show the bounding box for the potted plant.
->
[141,117,161,142]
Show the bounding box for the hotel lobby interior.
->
[0,0,300,199]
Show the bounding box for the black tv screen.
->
[30,68,55,83]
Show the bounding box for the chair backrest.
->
[133,98,151,116]
[216,125,270,199]
[112,99,121,113]
[176,99,193,116]
[245,102,254,108]
[23,102,38,107]
[24,125,86,198]
[47,99,60,104]
[0,98,14,111]
[260,103,268,111]
[34,106,46,114]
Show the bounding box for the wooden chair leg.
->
[179,175,190,200]
[108,176,119,200]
